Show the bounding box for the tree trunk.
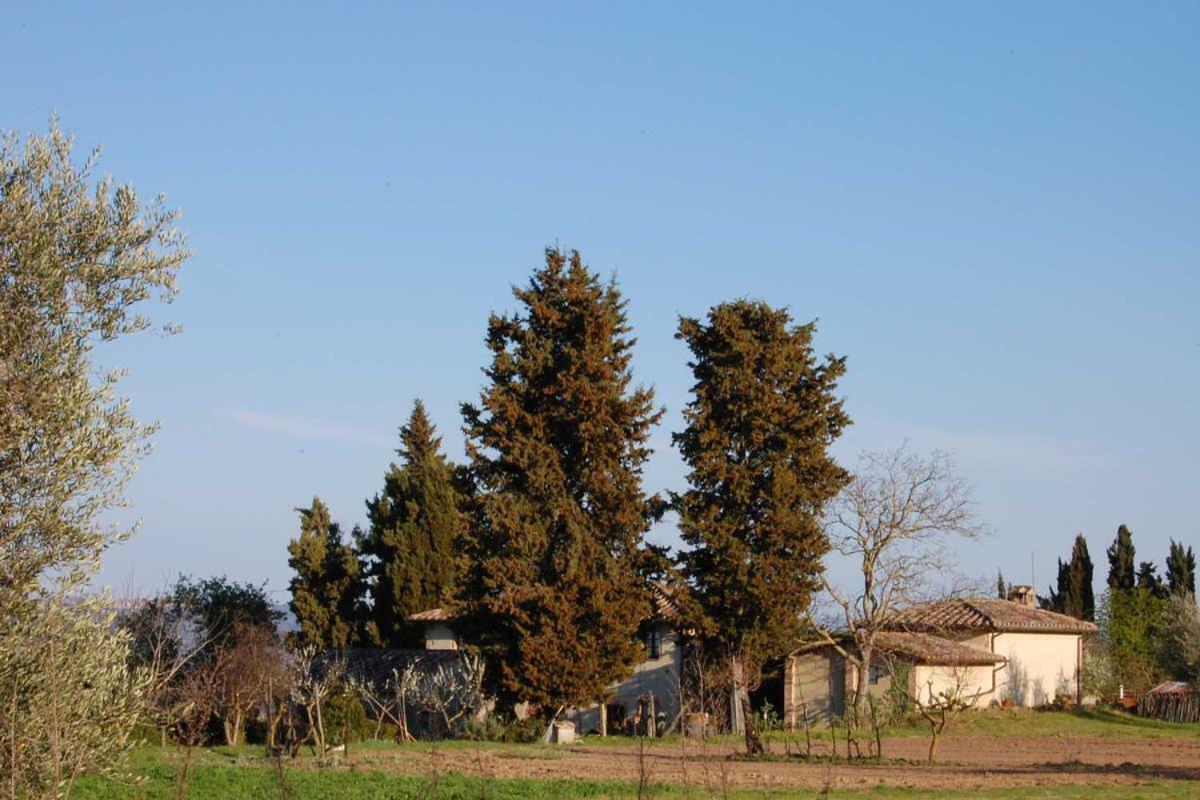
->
[927,724,941,762]
[853,644,872,720]
[729,656,747,735]
[740,696,764,756]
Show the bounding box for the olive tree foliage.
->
[0,594,147,798]
[813,447,985,722]
[0,121,188,797]
[1161,592,1200,684]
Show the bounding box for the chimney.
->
[1007,585,1036,607]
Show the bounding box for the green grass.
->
[867,706,1200,740]
[70,762,1197,800]
[66,710,1200,800]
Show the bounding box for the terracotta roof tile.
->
[888,598,1098,634]
[408,607,451,622]
[790,632,1004,666]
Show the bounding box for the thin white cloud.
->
[837,417,1113,481]
[901,427,1114,480]
[227,409,391,448]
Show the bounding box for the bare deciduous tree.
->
[887,660,987,761]
[811,446,985,726]
[213,623,289,746]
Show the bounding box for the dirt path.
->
[384,735,1200,792]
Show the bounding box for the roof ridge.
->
[959,597,996,628]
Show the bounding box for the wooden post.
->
[647,695,656,738]
[599,702,607,737]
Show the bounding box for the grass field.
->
[70,709,1200,800]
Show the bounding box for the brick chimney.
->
[1007,585,1036,607]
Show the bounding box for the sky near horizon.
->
[4,2,1197,602]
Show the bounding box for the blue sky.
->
[4,2,1197,601]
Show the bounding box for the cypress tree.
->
[1166,539,1196,597]
[1070,534,1095,620]
[1106,524,1136,591]
[1040,535,1094,620]
[360,400,462,646]
[287,498,365,648]
[459,247,664,711]
[1041,558,1069,613]
[997,571,1007,600]
[674,300,850,726]
[1137,561,1168,599]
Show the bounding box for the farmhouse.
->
[410,586,685,735]
[783,585,1097,727]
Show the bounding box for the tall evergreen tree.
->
[1041,558,1070,613]
[1166,539,1196,597]
[997,571,1008,600]
[1137,560,1168,600]
[1107,524,1136,591]
[1043,535,1095,620]
[459,247,664,712]
[287,498,364,648]
[360,400,462,646]
[674,300,850,730]
[1071,534,1096,620]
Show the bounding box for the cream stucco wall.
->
[991,632,1080,706]
[423,622,459,650]
[911,664,995,705]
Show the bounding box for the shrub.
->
[321,686,374,744]
[458,713,544,743]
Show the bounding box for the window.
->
[868,664,880,685]
[646,630,662,659]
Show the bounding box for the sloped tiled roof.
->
[887,598,1097,634]
[651,581,680,621]
[409,607,452,622]
[873,632,1005,665]
[790,631,1004,666]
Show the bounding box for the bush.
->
[459,713,543,743]
[503,716,545,743]
[321,686,374,744]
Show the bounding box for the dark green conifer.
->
[1137,560,1168,599]
[1071,534,1096,620]
[287,498,365,648]
[1041,535,1093,620]
[1166,539,1196,597]
[997,571,1007,600]
[1106,524,1136,591]
[674,300,850,720]
[459,247,664,711]
[360,400,462,646]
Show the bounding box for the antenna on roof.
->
[1031,552,1035,591]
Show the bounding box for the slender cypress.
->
[1070,534,1096,620]
[1106,524,1136,592]
[1166,539,1196,597]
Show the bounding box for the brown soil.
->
[380,735,1200,792]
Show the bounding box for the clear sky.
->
[4,2,1197,602]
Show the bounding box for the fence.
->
[1136,692,1200,723]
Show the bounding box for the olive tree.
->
[0,120,189,798]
